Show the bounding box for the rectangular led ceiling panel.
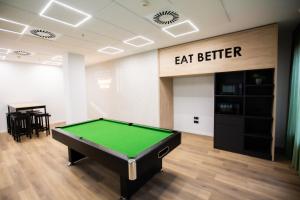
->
[123,36,154,47]
[0,48,10,54]
[40,0,91,27]
[42,60,62,66]
[97,46,124,55]
[162,20,199,38]
[0,17,28,34]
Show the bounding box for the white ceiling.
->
[0,0,299,66]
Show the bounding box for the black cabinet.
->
[214,69,274,160]
[214,115,244,153]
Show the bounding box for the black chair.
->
[26,110,41,136]
[10,113,33,142]
[32,113,51,136]
[6,113,11,134]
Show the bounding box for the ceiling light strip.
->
[42,60,62,66]
[0,48,11,54]
[97,46,124,55]
[0,17,29,35]
[123,36,154,47]
[39,0,92,27]
[162,20,199,38]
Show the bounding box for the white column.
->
[63,53,87,124]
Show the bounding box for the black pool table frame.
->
[52,118,181,199]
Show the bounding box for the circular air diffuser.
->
[13,50,31,56]
[30,29,56,39]
[153,10,179,25]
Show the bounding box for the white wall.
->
[173,75,215,136]
[63,53,87,124]
[86,50,159,127]
[0,61,65,132]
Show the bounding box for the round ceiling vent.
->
[153,10,179,25]
[30,29,56,39]
[13,50,31,56]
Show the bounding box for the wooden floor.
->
[0,132,300,200]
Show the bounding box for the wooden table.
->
[8,103,47,114]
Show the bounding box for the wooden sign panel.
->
[159,24,278,77]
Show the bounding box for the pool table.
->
[52,118,181,199]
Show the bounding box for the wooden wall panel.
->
[272,28,278,161]
[158,24,278,161]
[159,24,278,77]
[159,77,173,129]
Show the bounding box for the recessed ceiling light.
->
[25,27,61,40]
[153,10,179,25]
[162,20,199,38]
[123,36,154,47]
[97,46,124,55]
[0,48,10,54]
[30,29,56,39]
[51,55,63,61]
[39,0,92,27]
[0,17,29,35]
[42,60,62,66]
[13,50,31,56]
[0,55,6,60]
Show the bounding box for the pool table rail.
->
[52,127,130,176]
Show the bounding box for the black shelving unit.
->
[214,69,274,160]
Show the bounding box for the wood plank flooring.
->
[0,131,299,200]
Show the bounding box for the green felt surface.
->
[61,119,172,158]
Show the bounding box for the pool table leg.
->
[68,147,86,165]
[120,159,162,199]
